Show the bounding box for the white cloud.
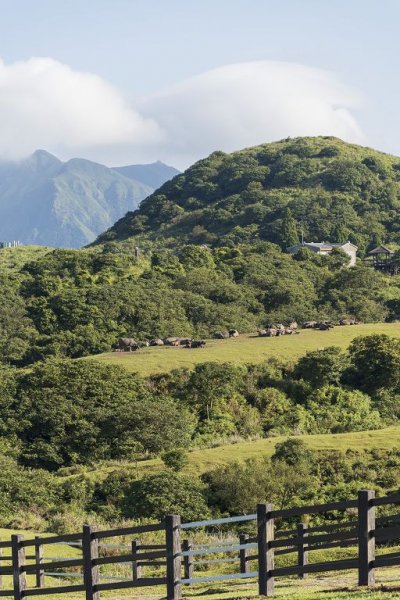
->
[139,61,364,167]
[0,57,364,167]
[0,57,161,160]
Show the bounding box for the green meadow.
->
[77,425,400,484]
[90,322,400,377]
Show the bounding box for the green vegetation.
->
[0,242,398,366]
[0,333,400,534]
[2,138,400,600]
[97,136,400,254]
[2,138,400,366]
[116,425,400,479]
[0,245,51,270]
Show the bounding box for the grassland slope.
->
[90,322,400,376]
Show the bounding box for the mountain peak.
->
[113,161,181,189]
[0,151,179,248]
[29,149,62,169]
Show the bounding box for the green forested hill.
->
[96,136,400,254]
[3,137,400,366]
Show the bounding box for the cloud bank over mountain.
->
[0,57,161,160]
[141,61,364,166]
[0,57,364,167]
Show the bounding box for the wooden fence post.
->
[11,534,26,600]
[132,540,142,580]
[182,539,193,581]
[82,525,100,600]
[166,515,182,600]
[239,534,249,574]
[35,536,45,588]
[257,503,274,597]
[358,489,375,587]
[297,523,308,579]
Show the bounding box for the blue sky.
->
[0,0,398,167]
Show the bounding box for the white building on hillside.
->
[287,241,358,266]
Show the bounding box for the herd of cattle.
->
[258,318,359,336]
[116,320,359,352]
[116,336,207,351]
[258,322,300,337]
[116,329,240,351]
[303,318,359,329]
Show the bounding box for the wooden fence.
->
[2,489,400,598]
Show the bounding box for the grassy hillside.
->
[0,245,52,270]
[90,322,400,376]
[81,424,400,482]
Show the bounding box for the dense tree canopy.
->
[98,136,400,253]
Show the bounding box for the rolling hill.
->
[0,151,178,248]
[96,136,400,254]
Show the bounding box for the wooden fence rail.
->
[2,489,400,598]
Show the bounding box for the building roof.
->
[368,245,394,255]
[287,241,358,252]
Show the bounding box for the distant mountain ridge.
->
[113,161,180,189]
[0,151,180,248]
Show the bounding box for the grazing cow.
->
[317,322,334,331]
[258,329,268,337]
[266,328,278,337]
[303,321,318,329]
[118,337,139,352]
[339,319,351,326]
[214,331,229,339]
[268,323,285,331]
[228,329,239,337]
[150,338,164,346]
[189,340,206,348]
[289,321,298,330]
[164,337,181,346]
[140,341,150,347]
[179,338,192,346]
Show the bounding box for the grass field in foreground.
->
[89,322,400,376]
